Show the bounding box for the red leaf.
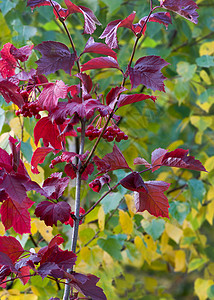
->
[42,173,69,200]
[128,55,169,92]
[117,93,157,108]
[38,80,67,111]
[75,73,93,96]
[65,0,101,34]
[99,12,136,49]
[27,0,69,19]
[35,201,71,226]
[82,37,117,60]
[0,197,33,234]
[161,148,207,171]
[134,181,170,218]
[82,163,94,181]
[134,157,151,168]
[10,44,33,62]
[94,144,130,173]
[0,148,13,173]
[151,148,168,171]
[89,174,111,193]
[0,43,17,78]
[81,56,120,72]
[120,172,148,193]
[136,12,172,33]
[106,86,127,106]
[0,80,24,107]
[0,236,24,263]
[31,147,54,174]
[64,164,76,179]
[34,41,76,75]
[161,0,199,24]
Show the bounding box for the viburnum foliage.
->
[0,0,205,299]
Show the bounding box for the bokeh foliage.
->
[0,0,214,299]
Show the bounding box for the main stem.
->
[63,120,86,300]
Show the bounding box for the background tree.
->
[0,0,213,299]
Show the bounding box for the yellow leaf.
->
[0,222,5,235]
[125,194,136,217]
[200,41,214,56]
[174,250,186,272]
[201,156,214,179]
[144,276,157,293]
[190,116,213,133]
[25,163,44,185]
[31,219,53,242]
[98,206,105,231]
[31,286,40,296]
[194,278,213,300]
[20,295,38,300]
[9,117,30,142]
[79,246,91,263]
[119,210,133,235]
[206,199,214,225]
[200,70,211,85]
[167,140,184,151]
[165,223,183,244]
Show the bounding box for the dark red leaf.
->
[89,174,111,193]
[64,164,76,179]
[38,80,67,111]
[82,163,94,181]
[0,197,33,234]
[38,262,65,279]
[9,136,21,173]
[151,148,168,171]
[161,0,199,24]
[94,144,130,174]
[42,173,69,200]
[65,0,101,34]
[27,0,69,19]
[106,86,127,106]
[75,73,93,95]
[120,172,148,193]
[81,56,120,72]
[117,93,157,108]
[134,157,151,168]
[0,148,13,173]
[128,55,169,92]
[31,147,54,174]
[161,148,207,171]
[34,41,76,75]
[134,181,170,218]
[35,201,71,226]
[71,273,107,300]
[19,266,31,285]
[10,45,33,62]
[136,12,172,32]
[0,43,17,78]
[0,236,24,263]
[0,80,24,107]
[82,37,117,59]
[99,12,136,49]
[0,265,11,285]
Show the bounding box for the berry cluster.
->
[77,125,128,142]
[15,92,42,119]
[16,102,42,119]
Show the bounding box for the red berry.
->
[77,127,81,133]
[124,134,128,140]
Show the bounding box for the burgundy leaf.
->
[81,163,94,181]
[161,0,199,24]
[106,86,127,106]
[151,148,168,171]
[9,136,21,173]
[39,244,76,270]
[50,151,78,168]
[99,12,136,49]
[42,173,69,200]
[137,12,172,32]
[81,56,120,72]
[0,148,13,173]
[0,43,17,78]
[82,37,117,59]
[38,262,65,279]
[0,265,12,284]
[10,44,33,62]
[134,181,170,218]
[128,55,169,92]
[75,73,93,95]
[134,157,151,168]
[27,0,69,19]
[117,93,157,108]
[35,201,71,226]
[0,236,24,263]
[31,147,55,174]
[94,144,130,174]
[38,80,67,111]
[0,197,33,234]
[0,80,24,107]
[71,273,107,300]
[161,148,207,171]
[34,41,76,75]
[65,0,101,34]
[64,164,76,179]
[120,172,148,193]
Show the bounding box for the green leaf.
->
[101,0,123,14]
[21,140,33,163]
[0,0,17,16]
[188,179,206,210]
[141,219,165,240]
[207,285,214,300]
[196,55,214,67]
[177,62,197,81]
[169,201,190,224]
[97,237,122,260]
[102,191,124,214]
[188,257,208,272]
